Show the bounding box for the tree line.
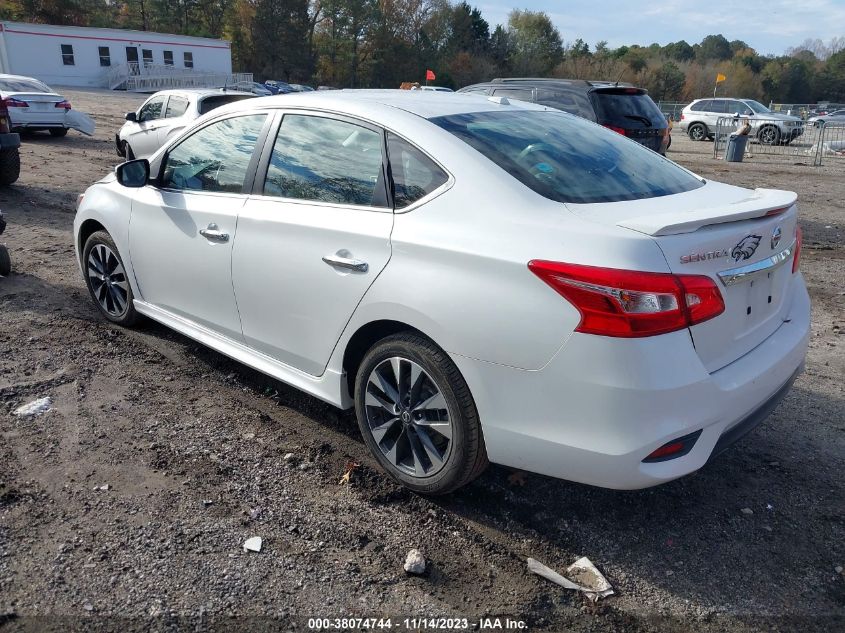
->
[3,0,845,102]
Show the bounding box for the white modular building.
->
[0,21,239,90]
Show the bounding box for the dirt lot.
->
[0,89,843,632]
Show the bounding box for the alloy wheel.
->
[87,243,130,317]
[363,357,453,477]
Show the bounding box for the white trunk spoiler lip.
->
[616,188,798,236]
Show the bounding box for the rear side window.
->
[198,94,254,115]
[690,100,711,112]
[165,95,189,118]
[431,110,703,204]
[535,89,595,121]
[387,133,448,208]
[263,115,388,207]
[162,114,266,193]
[590,90,666,128]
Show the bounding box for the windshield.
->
[430,110,703,204]
[0,77,52,93]
[744,100,771,114]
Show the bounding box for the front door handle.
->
[199,223,229,243]
[322,251,368,273]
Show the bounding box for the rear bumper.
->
[451,277,811,489]
[0,132,20,150]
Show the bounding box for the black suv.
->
[458,78,670,155]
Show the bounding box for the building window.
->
[163,50,174,66]
[183,52,194,68]
[61,44,75,66]
[142,49,153,67]
[98,46,111,67]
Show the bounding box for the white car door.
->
[156,93,191,149]
[232,112,394,376]
[127,95,167,157]
[128,112,270,340]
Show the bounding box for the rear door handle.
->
[322,251,368,273]
[199,223,229,243]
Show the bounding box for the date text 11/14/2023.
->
[307,617,529,630]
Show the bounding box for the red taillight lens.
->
[55,100,72,110]
[792,225,802,273]
[527,261,725,338]
[680,113,685,120]
[2,97,28,108]
[602,124,627,136]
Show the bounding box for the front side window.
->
[387,133,448,208]
[162,114,266,194]
[263,115,387,207]
[61,44,74,66]
[98,46,111,67]
[184,52,194,68]
[431,110,703,204]
[138,96,166,122]
[163,50,174,66]
[165,95,189,118]
[744,100,771,114]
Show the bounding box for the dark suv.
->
[458,78,670,155]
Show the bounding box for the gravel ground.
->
[0,89,843,633]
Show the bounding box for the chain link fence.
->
[713,117,845,166]
[656,101,690,121]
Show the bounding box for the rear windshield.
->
[430,110,703,204]
[590,89,666,128]
[0,77,52,93]
[198,94,255,115]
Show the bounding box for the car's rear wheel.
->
[354,333,488,495]
[49,128,68,137]
[688,123,707,141]
[0,245,10,277]
[758,125,781,145]
[0,149,20,186]
[82,231,139,326]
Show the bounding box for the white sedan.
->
[74,90,810,494]
[0,73,94,136]
[117,88,254,159]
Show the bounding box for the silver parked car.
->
[0,73,94,137]
[680,98,804,145]
[117,89,255,159]
[808,109,845,127]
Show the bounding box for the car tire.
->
[82,231,139,327]
[688,123,708,141]
[0,244,10,277]
[125,143,135,161]
[0,149,20,186]
[49,128,69,137]
[758,125,781,145]
[354,332,488,495]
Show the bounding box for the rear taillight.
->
[55,100,72,110]
[527,261,725,338]
[602,124,627,136]
[2,97,28,108]
[680,113,685,120]
[792,225,802,273]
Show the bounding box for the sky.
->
[478,0,845,56]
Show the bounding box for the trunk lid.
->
[568,182,800,372]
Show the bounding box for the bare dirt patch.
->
[0,91,843,632]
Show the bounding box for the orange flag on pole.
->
[716,73,726,83]
[426,69,436,81]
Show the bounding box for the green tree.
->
[252,0,314,81]
[648,61,685,101]
[506,9,562,76]
[697,34,732,61]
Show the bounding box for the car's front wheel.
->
[82,231,139,326]
[758,125,781,145]
[354,333,488,495]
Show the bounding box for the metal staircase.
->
[103,62,252,92]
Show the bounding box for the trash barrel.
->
[725,134,749,162]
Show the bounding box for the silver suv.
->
[680,98,804,145]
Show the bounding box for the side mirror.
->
[116,159,150,188]
[125,111,137,122]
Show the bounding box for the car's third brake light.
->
[527,261,725,338]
